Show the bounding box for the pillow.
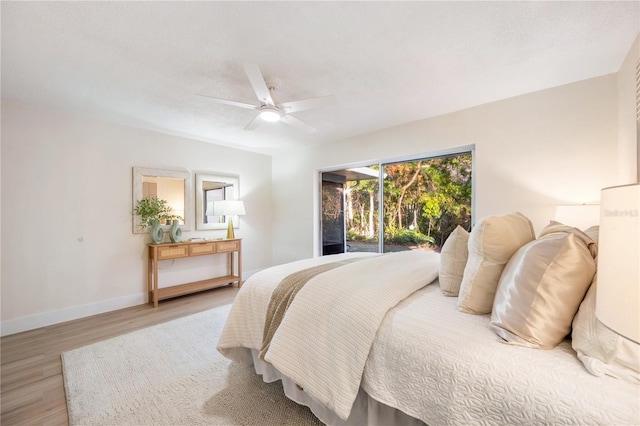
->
[458,212,535,314]
[583,225,599,245]
[439,226,469,296]
[571,275,640,384]
[489,223,596,349]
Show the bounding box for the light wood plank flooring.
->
[1,285,239,426]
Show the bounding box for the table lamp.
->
[213,200,246,239]
[596,183,640,344]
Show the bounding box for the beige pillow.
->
[458,212,535,314]
[583,225,599,245]
[572,275,640,384]
[439,226,469,296]
[490,223,596,349]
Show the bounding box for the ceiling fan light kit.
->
[259,106,281,122]
[197,63,336,133]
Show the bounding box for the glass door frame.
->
[316,144,475,256]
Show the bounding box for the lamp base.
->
[226,218,235,239]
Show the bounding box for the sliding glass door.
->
[344,169,380,252]
[321,168,379,253]
[381,153,472,252]
[320,148,473,255]
[321,179,345,255]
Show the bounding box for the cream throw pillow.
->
[583,225,599,246]
[490,223,596,349]
[458,212,535,314]
[572,275,640,384]
[439,226,469,296]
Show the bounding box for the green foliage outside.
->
[384,227,434,246]
[346,229,370,242]
[134,196,183,229]
[345,153,472,251]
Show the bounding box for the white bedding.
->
[218,252,377,359]
[263,250,440,420]
[366,284,640,425]
[218,252,640,425]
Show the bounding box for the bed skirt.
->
[242,348,425,426]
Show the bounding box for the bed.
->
[217,214,640,425]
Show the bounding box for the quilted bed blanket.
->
[259,255,374,360]
[217,251,439,419]
[262,250,439,420]
[218,252,377,363]
[218,252,640,425]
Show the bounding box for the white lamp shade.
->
[596,183,640,344]
[212,200,246,217]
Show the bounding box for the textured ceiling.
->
[1,1,639,154]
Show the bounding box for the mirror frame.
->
[195,173,240,231]
[132,167,193,234]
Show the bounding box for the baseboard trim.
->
[1,293,146,337]
[1,269,261,337]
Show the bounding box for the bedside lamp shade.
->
[596,183,640,344]
[212,200,246,239]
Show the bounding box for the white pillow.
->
[458,212,535,314]
[572,275,640,384]
[439,226,469,296]
[490,223,596,348]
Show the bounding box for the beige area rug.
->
[61,304,323,425]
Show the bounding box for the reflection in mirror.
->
[203,181,235,225]
[195,174,239,231]
[142,176,186,221]
[132,167,193,234]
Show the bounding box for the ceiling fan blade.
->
[280,114,317,133]
[195,94,257,110]
[280,95,337,113]
[244,114,262,131]
[243,64,275,106]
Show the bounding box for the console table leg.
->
[238,240,242,287]
[147,252,152,303]
[153,257,159,308]
[229,252,234,286]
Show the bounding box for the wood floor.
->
[0,285,239,426]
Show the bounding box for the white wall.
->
[3,40,636,335]
[1,101,273,335]
[617,34,639,183]
[272,74,621,266]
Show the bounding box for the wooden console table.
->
[148,239,242,307]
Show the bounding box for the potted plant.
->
[134,196,183,244]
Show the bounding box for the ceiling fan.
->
[197,64,336,133]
